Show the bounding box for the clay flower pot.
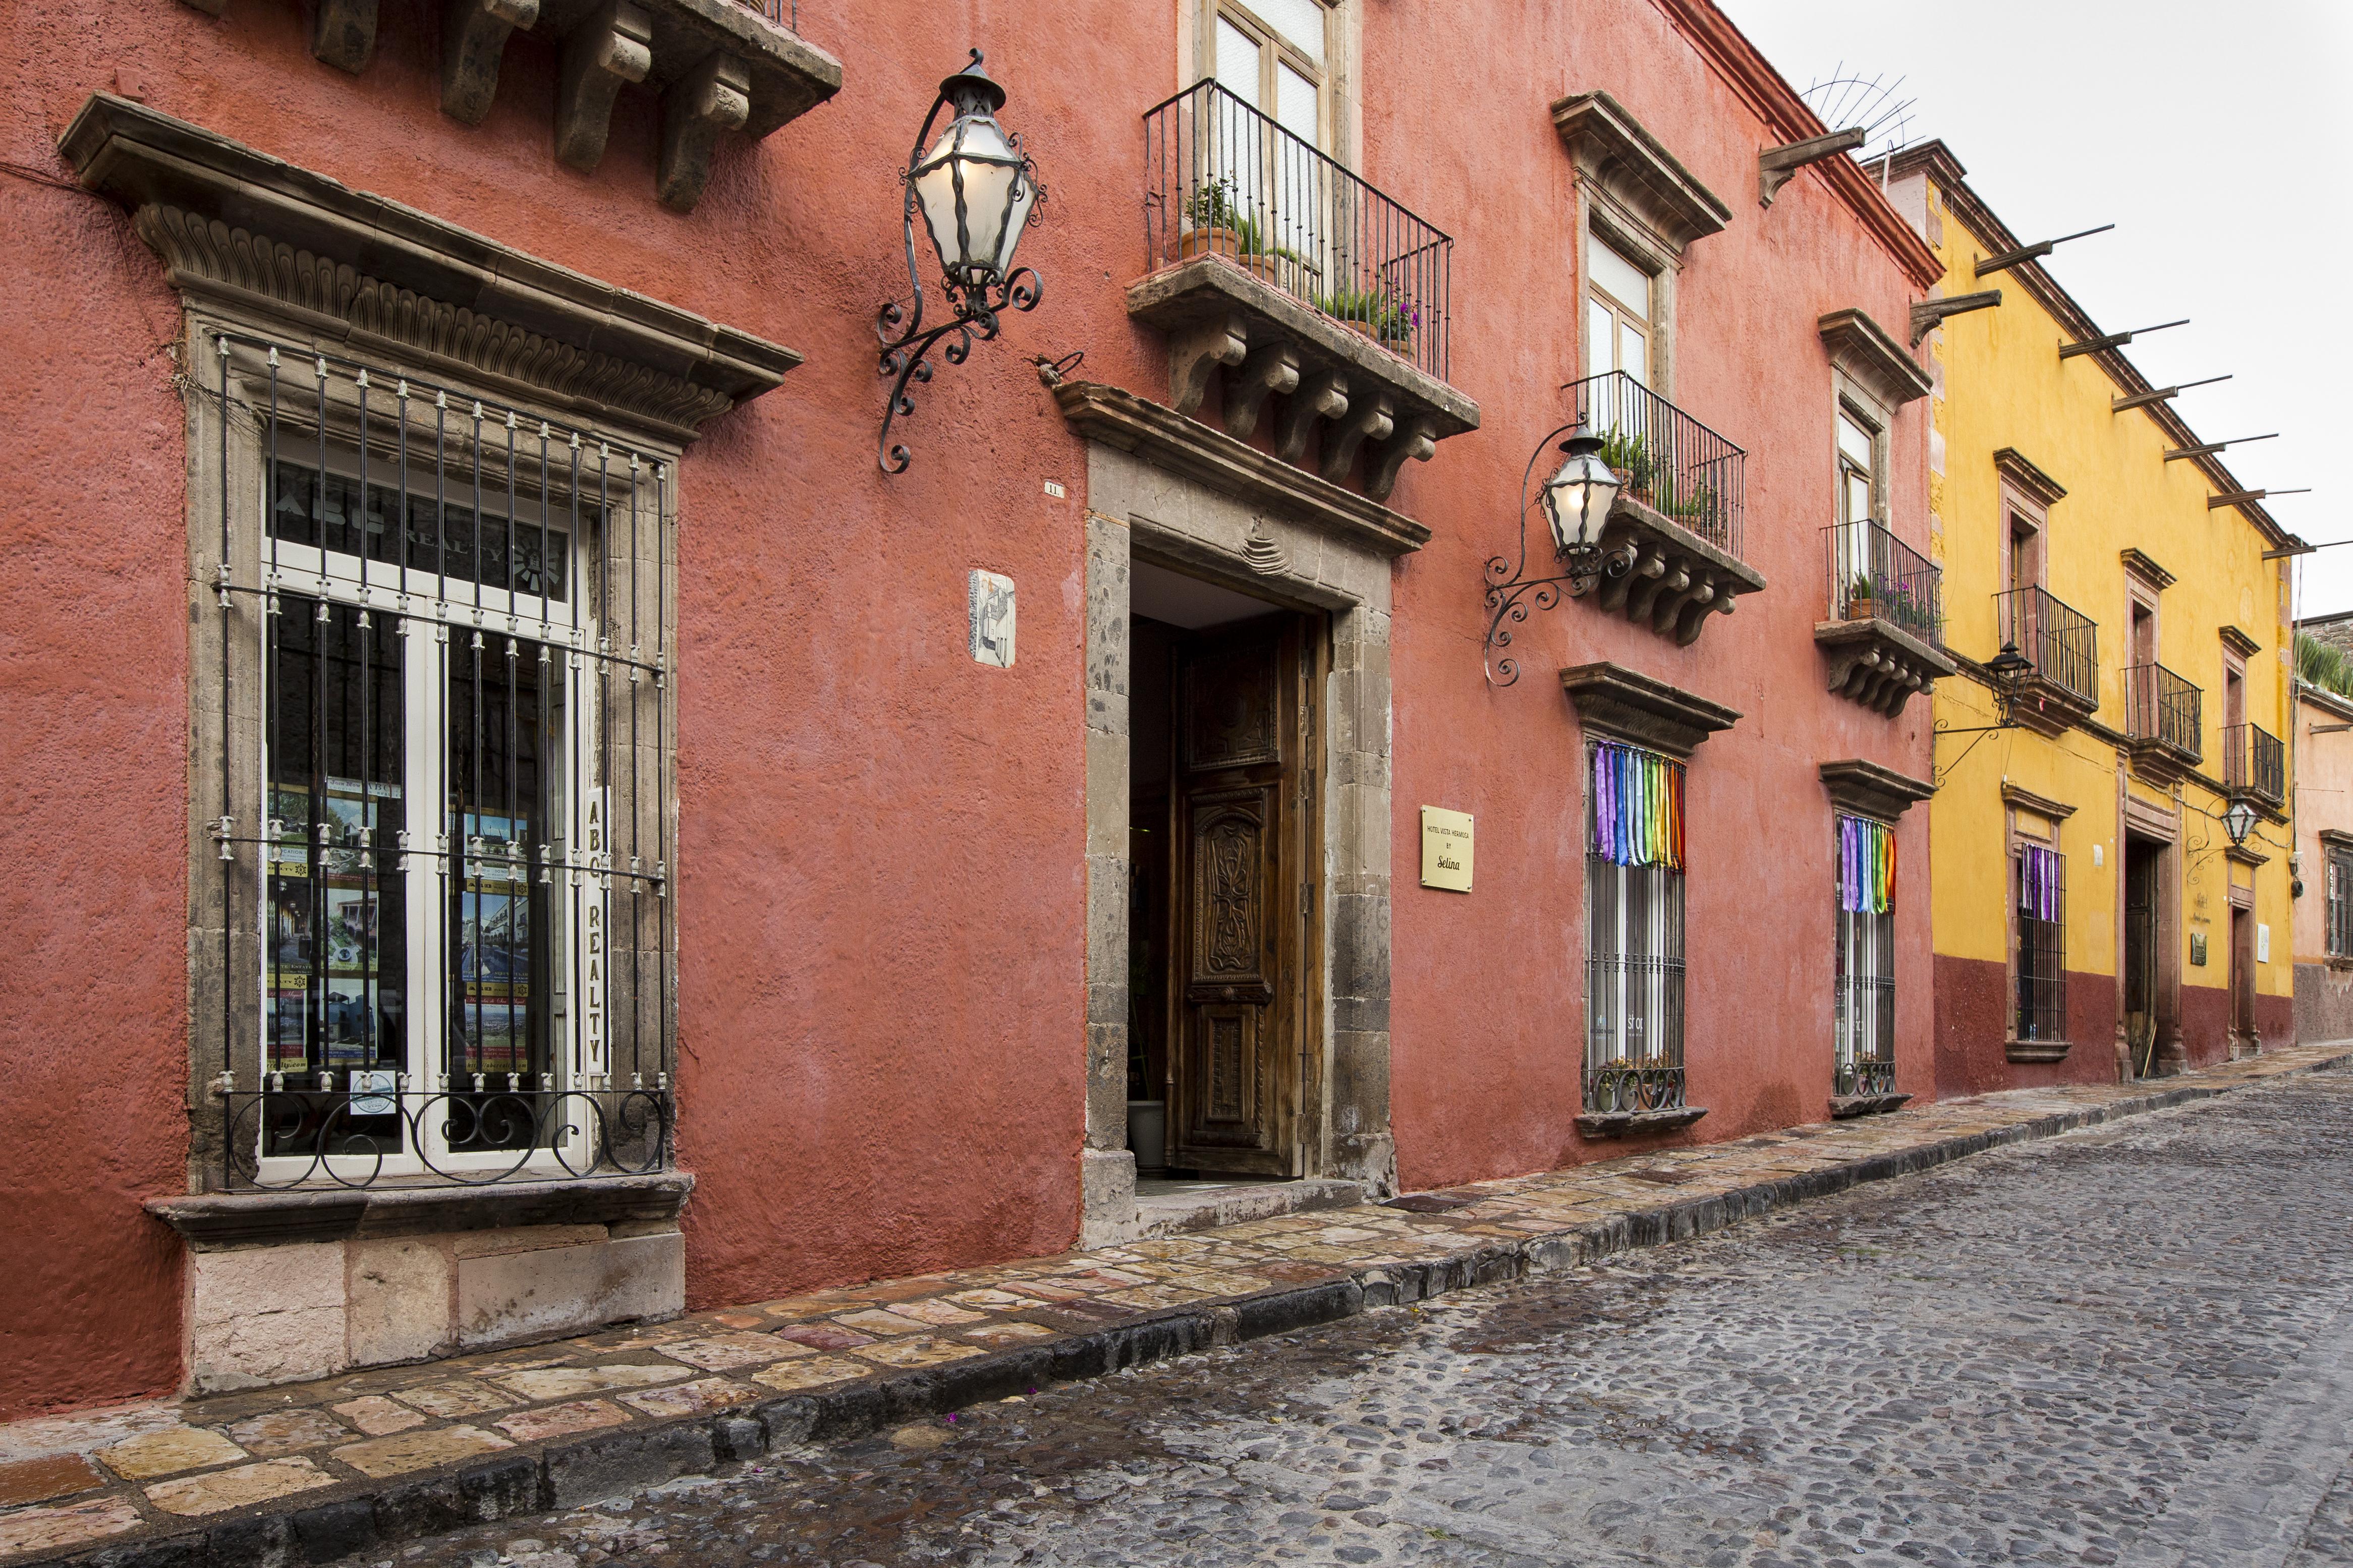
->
[1178,226,1245,262]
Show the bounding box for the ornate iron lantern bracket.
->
[1482,423,1633,686]
[876,50,1045,474]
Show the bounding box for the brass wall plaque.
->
[1420,806,1474,892]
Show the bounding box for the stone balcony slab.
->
[175,0,841,212]
[1814,616,1956,717]
[1125,255,1480,503]
[1587,494,1767,647]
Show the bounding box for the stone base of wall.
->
[1931,956,2121,1097]
[184,1221,684,1395]
[2296,962,2353,1046]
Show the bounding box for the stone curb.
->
[46,1050,2350,1568]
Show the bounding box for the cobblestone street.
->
[351,1069,2353,1568]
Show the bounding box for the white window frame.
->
[251,438,608,1185]
[187,325,676,1194]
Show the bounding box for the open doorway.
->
[2123,835,2162,1078]
[1127,560,1323,1185]
[2230,903,2256,1056]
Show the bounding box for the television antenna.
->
[1802,68,1918,175]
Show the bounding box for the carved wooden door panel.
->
[1169,617,1300,1178]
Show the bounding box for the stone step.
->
[1132,1177,1366,1239]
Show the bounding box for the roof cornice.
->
[1879,138,2289,548]
[1642,0,1944,289]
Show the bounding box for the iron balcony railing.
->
[1144,79,1454,382]
[2125,662,2203,761]
[1995,586,2099,709]
[1563,369,1746,559]
[2226,721,2285,805]
[1825,519,1942,645]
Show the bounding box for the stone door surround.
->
[1067,381,1410,1245]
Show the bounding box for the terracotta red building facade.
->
[2,0,1942,1418]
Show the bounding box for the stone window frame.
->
[2003,787,2073,1057]
[2323,831,2353,960]
[1183,0,1360,168]
[1993,448,2066,599]
[181,322,681,1195]
[1550,92,1733,410]
[58,93,795,1208]
[1582,206,1678,398]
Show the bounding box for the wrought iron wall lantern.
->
[1482,426,1625,685]
[876,50,1045,474]
[2223,797,2259,847]
[1931,639,2034,783]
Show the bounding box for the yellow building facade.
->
[1883,144,2297,1094]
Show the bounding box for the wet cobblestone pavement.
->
[358,1073,2353,1568]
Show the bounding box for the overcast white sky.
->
[1721,0,2353,617]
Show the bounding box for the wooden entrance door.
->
[1167,615,1304,1178]
[2124,838,2159,1077]
[2231,905,2256,1052]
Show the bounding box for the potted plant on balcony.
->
[1317,287,1402,353]
[1596,428,1657,508]
[1179,177,1268,267]
[1845,570,1877,621]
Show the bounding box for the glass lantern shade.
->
[912,109,1037,289]
[2224,799,2258,846]
[1541,432,1622,556]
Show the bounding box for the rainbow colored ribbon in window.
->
[1838,815,1894,915]
[1590,742,1684,870]
[2020,844,2061,922]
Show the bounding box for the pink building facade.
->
[2,0,1941,1418]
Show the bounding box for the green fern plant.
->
[2299,631,2353,698]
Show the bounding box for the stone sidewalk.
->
[6,1043,2346,1567]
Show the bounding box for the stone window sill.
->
[1576,1106,1709,1139]
[1828,1092,1913,1119]
[147,1172,692,1250]
[2005,1038,2071,1064]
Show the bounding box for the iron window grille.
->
[2015,846,2066,1044]
[1825,518,1943,646]
[1994,586,2098,709]
[1584,747,1687,1115]
[1142,78,1454,382]
[1833,818,1895,1097]
[2330,850,2353,960]
[196,332,674,1191]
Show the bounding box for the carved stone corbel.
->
[1655,574,1715,639]
[312,0,380,73]
[442,0,541,126]
[1222,342,1300,441]
[556,0,655,174]
[1363,416,1436,503]
[1672,591,1731,647]
[658,51,754,212]
[1169,313,1249,418]
[1276,369,1349,463]
[1597,544,1663,615]
[1320,392,1393,484]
